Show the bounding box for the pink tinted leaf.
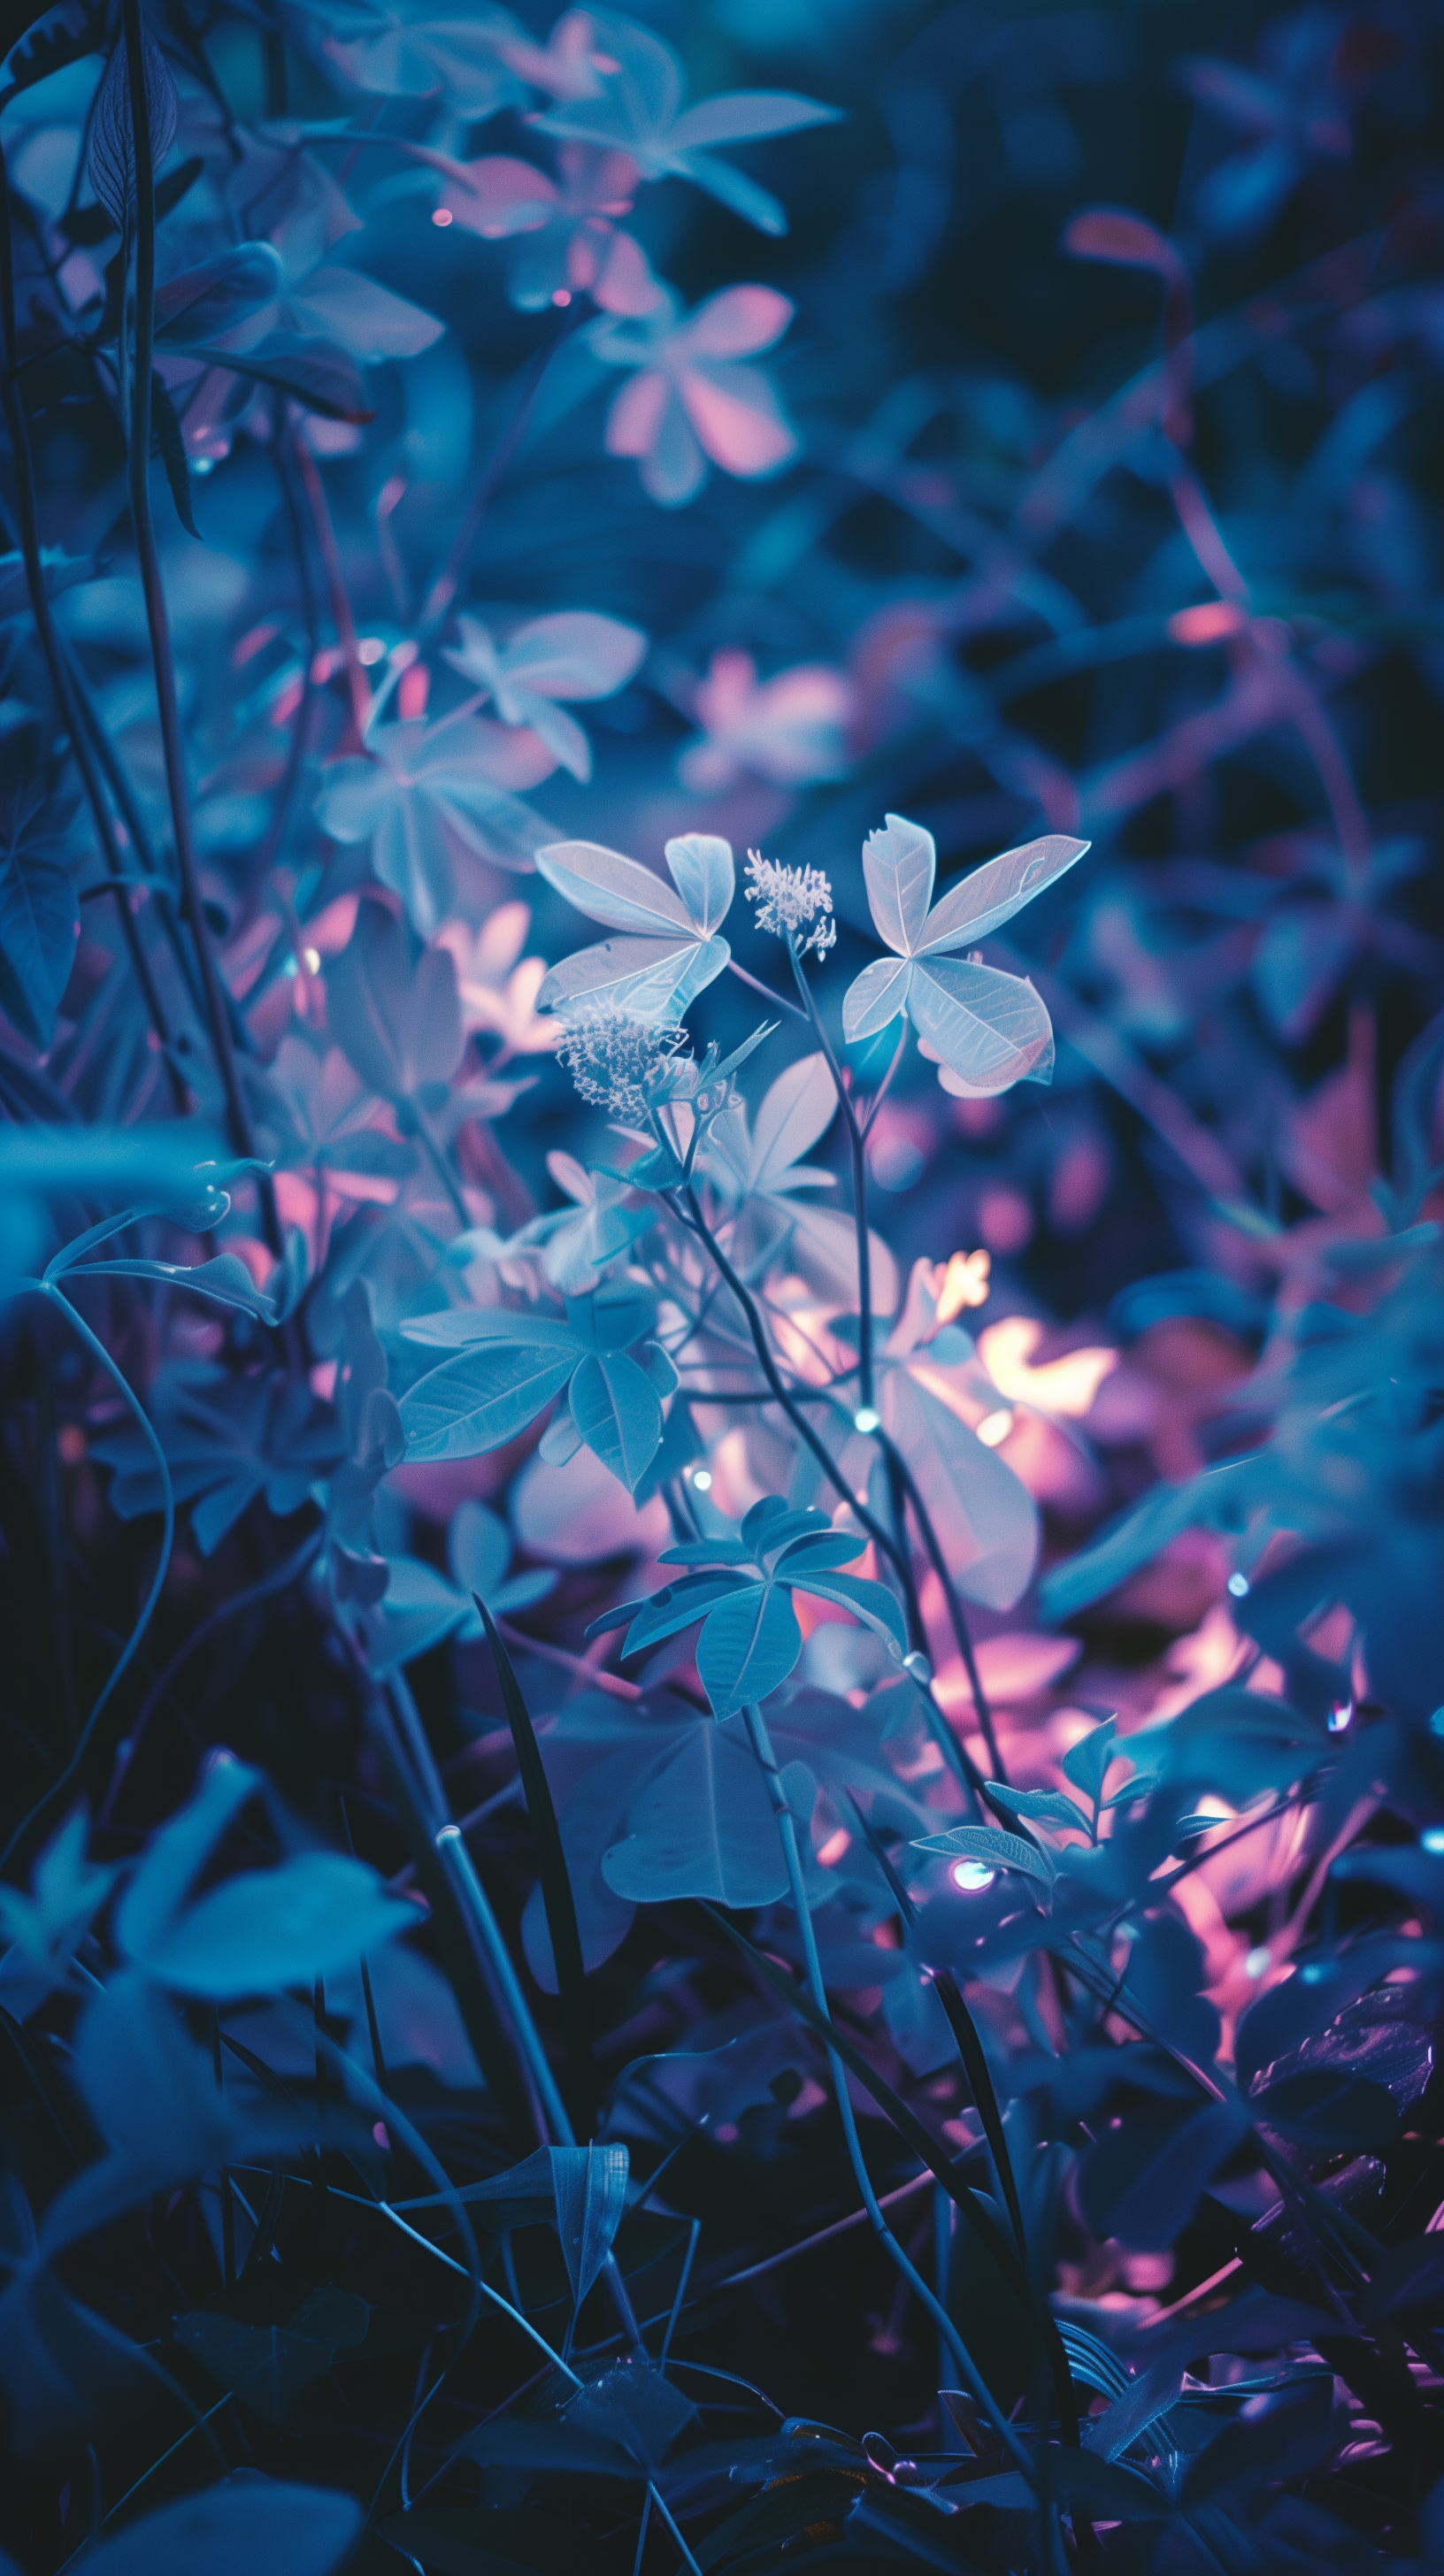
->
[509,694,593,781]
[446,154,558,235]
[908,957,1056,1093]
[680,283,794,358]
[1064,208,1181,278]
[595,226,664,315]
[678,364,797,476]
[918,833,1090,954]
[640,395,707,506]
[604,367,669,458]
[863,812,936,955]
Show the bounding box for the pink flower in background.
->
[594,285,799,506]
[435,907,563,1053]
[427,145,662,316]
[678,649,854,792]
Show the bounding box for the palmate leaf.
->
[843,816,1088,1095]
[694,1579,802,1715]
[90,1362,344,1554]
[318,721,555,937]
[534,13,839,235]
[535,832,734,1024]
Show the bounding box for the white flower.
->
[555,1004,692,1118]
[743,850,836,958]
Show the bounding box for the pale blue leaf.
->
[507,692,594,780]
[668,91,841,148]
[672,151,787,234]
[570,1349,664,1491]
[908,956,1056,1092]
[399,1307,580,1353]
[535,837,694,934]
[841,953,912,1044]
[779,1567,906,1657]
[621,1569,754,1657]
[537,931,730,1022]
[695,1579,802,1716]
[746,1051,836,1189]
[664,832,735,934]
[862,812,935,955]
[917,832,1090,955]
[498,612,648,702]
[398,1343,577,1461]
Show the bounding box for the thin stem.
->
[120,0,272,1215]
[726,956,808,1022]
[0,1282,174,1875]
[0,153,187,1108]
[97,1526,323,1824]
[785,934,872,1407]
[882,1433,1005,1782]
[418,313,580,638]
[292,428,370,748]
[675,1185,907,1598]
[737,1697,1035,2483]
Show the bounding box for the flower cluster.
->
[743,851,837,959]
[554,1005,692,1120]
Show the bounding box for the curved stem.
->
[0,150,187,1108]
[738,1697,1035,2482]
[96,1525,323,1825]
[121,0,274,1234]
[0,1282,174,1874]
[676,1185,905,1591]
[785,935,872,1407]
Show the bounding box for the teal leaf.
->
[127,1854,416,1998]
[602,1723,810,1905]
[398,1342,578,1461]
[911,1825,1055,1887]
[569,1349,664,1491]
[0,783,79,1048]
[695,1579,802,1716]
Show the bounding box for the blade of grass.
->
[476,1595,595,2138]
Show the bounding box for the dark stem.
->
[785,934,872,1407]
[0,142,188,1108]
[418,311,580,638]
[882,1431,1006,1782]
[120,0,275,1233]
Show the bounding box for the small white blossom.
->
[743,849,836,958]
[555,1006,692,1120]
